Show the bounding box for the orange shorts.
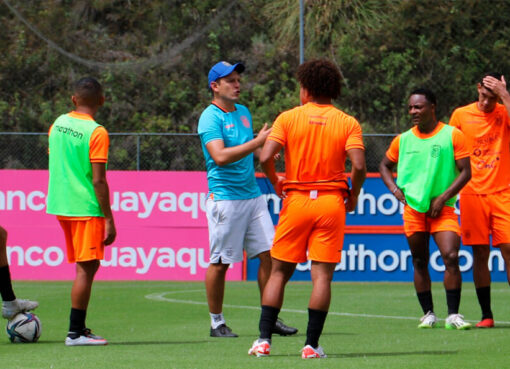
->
[57,216,105,263]
[459,188,510,246]
[271,190,346,264]
[403,205,460,237]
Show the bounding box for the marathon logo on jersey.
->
[430,145,441,158]
[309,115,327,126]
[54,125,84,140]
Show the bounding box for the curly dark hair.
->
[410,87,437,106]
[297,59,342,100]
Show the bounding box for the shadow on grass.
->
[36,340,209,345]
[328,350,458,358]
[270,350,458,358]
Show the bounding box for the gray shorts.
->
[205,195,274,264]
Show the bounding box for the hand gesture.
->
[393,188,407,205]
[256,123,272,146]
[427,197,445,219]
[273,175,286,199]
[482,75,507,98]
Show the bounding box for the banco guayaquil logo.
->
[430,145,441,158]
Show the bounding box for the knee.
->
[412,257,429,271]
[442,251,459,269]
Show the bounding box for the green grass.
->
[2,281,510,369]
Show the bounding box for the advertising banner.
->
[0,170,241,281]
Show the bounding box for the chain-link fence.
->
[0,133,396,172]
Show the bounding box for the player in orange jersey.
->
[248,59,366,359]
[449,72,510,328]
[47,77,116,345]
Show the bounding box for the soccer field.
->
[3,281,510,369]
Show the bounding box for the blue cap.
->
[208,61,245,89]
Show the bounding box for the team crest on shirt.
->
[241,116,250,128]
[430,145,441,158]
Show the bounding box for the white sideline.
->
[145,290,510,325]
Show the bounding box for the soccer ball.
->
[6,312,42,343]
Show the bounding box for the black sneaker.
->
[272,318,298,336]
[210,324,238,338]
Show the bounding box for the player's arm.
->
[345,148,366,212]
[428,157,471,218]
[92,163,116,246]
[260,139,285,197]
[483,75,510,119]
[206,124,271,166]
[379,156,406,205]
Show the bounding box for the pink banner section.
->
[0,170,242,281]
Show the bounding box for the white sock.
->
[210,312,225,329]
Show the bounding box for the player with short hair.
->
[0,226,38,319]
[380,88,472,330]
[248,58,366,359]
[198,61,297,338]
[449,72,510,328]
[47,77,116,346]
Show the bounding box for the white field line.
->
[145,290,510,325]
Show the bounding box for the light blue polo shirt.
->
[198,103,261,200]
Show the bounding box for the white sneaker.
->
[248,339,271,357]
[2,299,39,319]
[65,328,108,346]
[418,311,438,328]
[445,314,471,330]
[301,345,327,359]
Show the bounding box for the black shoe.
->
[210,324,238,338]
[272,318,298,336]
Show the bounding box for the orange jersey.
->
[386,122,469,163]
[269,102,364,191]
[449,102,510,194]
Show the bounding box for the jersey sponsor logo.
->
[308,115,327,126]
[53,125,84,139]
[241,116,250,128]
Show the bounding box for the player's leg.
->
[498,244,510,284]
[472,244,493,325]
[62,217,107,345]
[433,230,470,330]
[245,196,297,336]
[205,198,246,337]
[302,261,335,358]
[0,226,38,319]
[205,262,237,337]
[459,193,492,326]
[407,232,435,315]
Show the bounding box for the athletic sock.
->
[68,308,87,338]
[0,265,16,302]
[475,286,493,320]
[446,288,461,315]
[259,305,279,341]
[210,312,225,329]
[305,308,328,349]
[416,290,433,314]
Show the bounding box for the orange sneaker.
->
[476,318,494,328]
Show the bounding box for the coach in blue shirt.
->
[198,61,297,338]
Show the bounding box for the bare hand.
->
[483,75,508,98]
[273,152,281,161]
[104,218,117,246]
[394,188,407,205]
[273,175,286,199]
[344,193,357,212]
[256,123,272,146]
[427,197,445,219]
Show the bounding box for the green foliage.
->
[1,0,510,138]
